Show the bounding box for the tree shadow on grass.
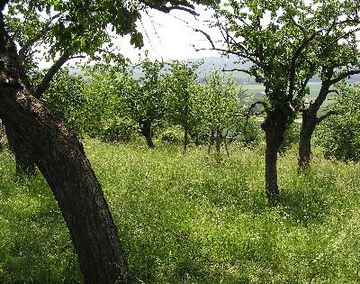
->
[277,188,331,226]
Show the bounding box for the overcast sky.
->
[116,7,221,62]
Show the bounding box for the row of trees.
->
[44,60,257,159]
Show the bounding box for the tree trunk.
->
[215,127,221,163]
[207,129,214,155]
[183,126,188,154]
[0,119,4,150]
[0,12,129,283]
[262,110,287,204]
[5,123,36,175]
[140,120,155,148]
[298,110,317,171]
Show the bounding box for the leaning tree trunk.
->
[0,11,129,283]
[262,110,288,204]
[298,110,317,170]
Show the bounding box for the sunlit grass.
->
[1,141,360,283]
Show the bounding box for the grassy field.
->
[1,141,360,283]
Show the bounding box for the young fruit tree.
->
[122,59,167,148]
[201,0,360,203]
[200,70,244,162]
[0,0,219,282]
[164,61,200,153]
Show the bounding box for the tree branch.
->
[316,110,337,124]
[222,67,252,75]
[330,69,360,85]
[138,0,197,15]
[34,51,72,98]
[247,100,269,114]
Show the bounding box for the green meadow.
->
[1,140,360,283]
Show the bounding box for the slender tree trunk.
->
[215,127,221,163]
[224,136,230,157]
[0,12,129,283]
[262,110,287,203]
[207,129,214,155]
[140,120,155,148]
[298,110,317,171]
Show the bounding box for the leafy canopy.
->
[214,0,360,111]
[5,0,220,62]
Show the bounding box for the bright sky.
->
[116,7,221,62]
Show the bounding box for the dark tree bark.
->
[298,109,317,170]
[0,119,4,150]
[262,110,288,203]
[298,75,332,171]
[34,51,71,98]
[140,120,155,148]
[183,125,189,154]
[5,123,36,175]
[0,10,129,283]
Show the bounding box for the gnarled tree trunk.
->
[262,110,287,203]
[0,10,129,283]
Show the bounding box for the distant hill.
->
[184,55,360,84]
[70,55,360,84]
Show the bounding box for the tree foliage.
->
[317,84,360,162]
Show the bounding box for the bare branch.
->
[316,110,337,124]
[330,69,360,85]
[193,28,216,49]
[222,67,252,75]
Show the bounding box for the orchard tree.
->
[200,70,243,162]
[164,61,200,153]
[122,58,167,148]
[0,0,219,282]
[202,0,360,203]
[82,64,136,141]
[298,7,360,170]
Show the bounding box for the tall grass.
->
[1,141,360,283]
